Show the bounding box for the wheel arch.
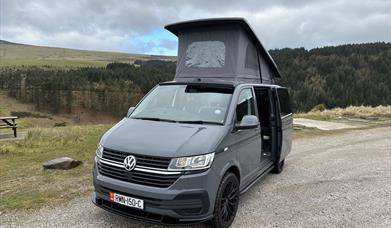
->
[219,163,241,184]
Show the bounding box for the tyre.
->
[271,159,285,174]
[210,172,240,228]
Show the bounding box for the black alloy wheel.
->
[211,173,240,228]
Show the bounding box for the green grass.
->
[0,125,111,212]
[0,106,8,116]
[0,103,34,130]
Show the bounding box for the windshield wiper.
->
[178,120,223,125]
[132,117,177,123]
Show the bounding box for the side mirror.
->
[235,115,259,130]
[127,107,135,117]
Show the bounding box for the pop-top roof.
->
[165,17,281,81]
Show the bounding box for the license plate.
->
[109,192,144,210]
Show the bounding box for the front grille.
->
[98,150,181,188]
[102,148,171,169]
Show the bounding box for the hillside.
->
[272,42,391,111]
[0,40,20,45]
[0,42,390,115]
[0,40,175,67]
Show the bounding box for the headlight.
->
[168,153,215,171]
[96,144,103,158]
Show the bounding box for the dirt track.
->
[1,126,390,228]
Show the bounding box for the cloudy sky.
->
[1,0,390,56]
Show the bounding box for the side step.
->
[240,161,274,194]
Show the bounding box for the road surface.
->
[293,118,357,130]
[1,126,390,227]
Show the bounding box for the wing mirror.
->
[127,107,135,117]
[235,115,259,130]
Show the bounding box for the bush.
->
[311,104,327,112]
[54,122,67,127]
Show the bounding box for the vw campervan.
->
[92,18,293,228]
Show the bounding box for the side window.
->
[277,89,292,117]
[236,88,256,123]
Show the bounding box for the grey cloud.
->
[160,38,177,50]
[0,0,390,54]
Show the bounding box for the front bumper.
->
[92,158,218,224]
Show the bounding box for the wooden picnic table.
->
[0,116,18,137]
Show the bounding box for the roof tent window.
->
[185,41,226,68]
[245,43,258,69]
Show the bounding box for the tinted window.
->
[236,88,256,123]
[185,41,225,68]
[245,43,258,69]
[277,89,292,116]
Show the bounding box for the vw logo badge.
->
[123,155,136,171]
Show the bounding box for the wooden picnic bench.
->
[0,116,18,137]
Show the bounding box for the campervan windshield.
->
[130,84,233,124]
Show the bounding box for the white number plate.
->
[109,192,144,210]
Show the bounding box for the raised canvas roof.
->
[165,18,281,84]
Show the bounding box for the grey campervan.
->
[92,18,293,228]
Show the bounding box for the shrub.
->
[311,104,327,112]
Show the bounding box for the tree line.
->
[272,42,391,111]
[0,42,389,116]
[0,61,175,116]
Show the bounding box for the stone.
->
[43,157,82,170]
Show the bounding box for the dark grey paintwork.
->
[100,118,226,158]
[92,82,292,223]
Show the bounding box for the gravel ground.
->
[1,126,390,228]
[293,118,357,130]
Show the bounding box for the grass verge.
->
[0,125,111,212]
[295,105,391,121]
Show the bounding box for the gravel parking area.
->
[1,126,390,227]
[293,118,357,130]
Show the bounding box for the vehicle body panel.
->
[92,81,292,223]
[100,118,227,158]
